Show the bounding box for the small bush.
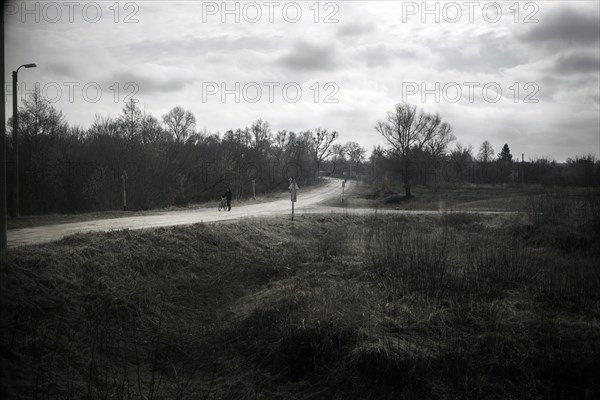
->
[442,212,482,229]
[469,238,537,290]
[280,322,357,381]
[366,220,453,302]
[309,220,350,261]
[382,194,409,204]
[528,193,570,226]
[533,258,600,310]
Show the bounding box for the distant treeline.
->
[5,90,358,215]
[370,104,600,194]
[4,94,599,215]
[369,145,600,189]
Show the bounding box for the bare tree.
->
[250,119,271,155]
[478,140,494,163]
[89,114,119,138]
[345,141,366,179]
[11,87,67,138]
[375,103,454,198]
[118,100,143,140]
[425,120,455,158]
[140,112,167,144]
[329,144,346,175]
[478,140,495,183]
[310,128,338,178]
[271,130,288,165]
[163,106,196,143]
[450,143,473,183]
[369,145,386,181]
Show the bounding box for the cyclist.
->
[222,188,233,211]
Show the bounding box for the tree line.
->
[5,90,367,215]
[369,103,600,193]
[4,95,599,215]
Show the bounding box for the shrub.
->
[366,220,452,302]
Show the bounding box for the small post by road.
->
[121,170,128,211]
[521,153,525,184]
[252,179,256,200]
[289,178,299,221]
[341,180,345,203]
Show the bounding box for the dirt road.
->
[6,178,511,248]
[6,178,344,248]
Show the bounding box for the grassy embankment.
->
[1,189,600,399]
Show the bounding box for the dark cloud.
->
[42,62,76,79]
[538,76,564,99]
[337,21,375,38]
[111,70,188,94]
[432,32,525,73]
[357,44,417,68]
[519,7,600,47]
[276,40,339,71]
[555,51,600,74]
[116,35,279,61]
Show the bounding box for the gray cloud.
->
[519,7,600,48]
[115,35,280,62]
[431,32,525,73]
[356,44,418,68]
[276,40,339,72]
[337,20,375,38]
[111,70,188,94]
[555,51,600,74]
[4,1,599,162]
[592,92,600,106]
[42,62,77,79]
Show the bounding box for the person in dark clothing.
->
[222,188,233,211]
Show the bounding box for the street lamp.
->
[11,63,37,218]
[1,19,6,252]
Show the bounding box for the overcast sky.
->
[4,0,600,161]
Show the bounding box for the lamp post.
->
[11,63,36,218]
[1,13,6,252]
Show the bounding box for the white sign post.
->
[121,170,128,211]
[289,178,299,221]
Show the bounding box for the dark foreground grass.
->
[1,201,600,399]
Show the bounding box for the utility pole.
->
[11,62,37,218]
[121,170,128,211]
[521,153,525,184]
[1,9,7,252]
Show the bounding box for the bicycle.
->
[218,196,228,211]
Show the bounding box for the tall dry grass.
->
[2,211,599,399]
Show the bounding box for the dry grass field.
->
[1,186,599,399]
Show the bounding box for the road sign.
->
[289,179,299,220]
[289,179,299,203]
[288,179,299,191]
